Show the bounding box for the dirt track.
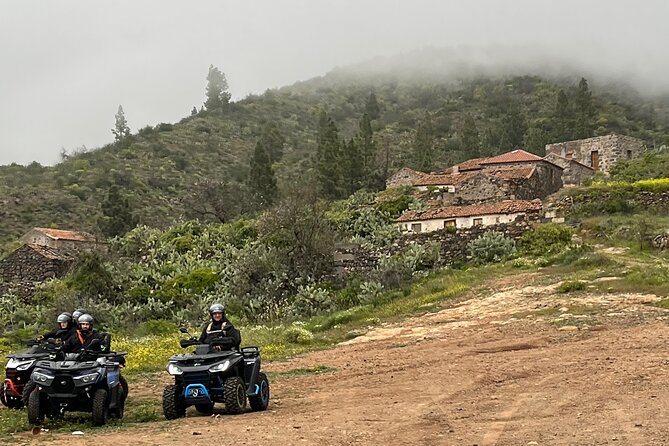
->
[22,274,669,445]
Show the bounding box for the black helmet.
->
[73,309,88,321]
[56,313,72,324]
[209,303,225,316]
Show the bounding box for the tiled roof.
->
[479,150,543,165]
[489,166,536,180]
[396,199,543,222]
[32,228,97,242]
[543,153,594,171]
[413,171,478,186]
[453,157,487,171]
[26,244,73,260]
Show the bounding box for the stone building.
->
[385,167,426,189]
[0,244,73,282]
[396,199,543,233]
[20,227,99,254]
[543,153,594,185]
[399,149,563,205]
[544,133,646,174]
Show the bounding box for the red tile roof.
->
[396,199,542,222]
[452,157,487,171]
[413,171,478,186]
[32,228,97,242]
[479,150,543,165]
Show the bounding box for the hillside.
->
[1,67,669,248]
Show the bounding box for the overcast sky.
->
[1,0,668,165]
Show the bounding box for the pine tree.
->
[574,77,595,139]
[357,113,380,189]
[461,114,480,157]
[98,185,138,238]
[365,92,381,120]
[111,105,130,142]
[204,65,231,111]
[553,89,572,141]
[499,102,527,150]
[341,138,363,196]
[316,111,342,199]
[411,113,435,172]
[248,141,277,208]
[260,122,285,163]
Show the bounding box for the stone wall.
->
[0,246,72,282]
[551,190,669,215]
[545,134,645,174]
[334,216,543,275]
[544,153,594,185]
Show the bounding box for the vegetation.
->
[467,231,515,264]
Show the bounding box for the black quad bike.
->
[27,336,128,426]
[162,328,270,419]
[1,340,52,409]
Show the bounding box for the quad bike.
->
[162,328,270,419]
[27,335,128,426]
[1,340,52,409]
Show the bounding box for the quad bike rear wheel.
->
[92,389,109,426]
[248,372,270,411]
[110,375,128,419]
[162,384,186,420]
[223,376,246,414]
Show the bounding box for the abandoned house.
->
[543,152,595,185]
[544,133,645,174]
[396,199,543,233]
[0,244,73,282]
[392,149,563,205]
[20,227,99,254]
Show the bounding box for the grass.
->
[557,280,587,293]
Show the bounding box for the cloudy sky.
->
[1,0,667,165]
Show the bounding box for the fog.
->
[1,0,667,165]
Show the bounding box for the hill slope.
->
[1,67,668,247]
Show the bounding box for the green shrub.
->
[135,319,177,336]
[289,285,333,317]
[518,224,573,256]
[468,231,515,264]
[557,280,586,293]
[283,325,314,344]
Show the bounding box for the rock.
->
[528,442,539,445]
[558,325,579,332]
[72,431,85,436]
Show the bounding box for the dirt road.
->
[23,274,669,445]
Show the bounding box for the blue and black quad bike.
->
[27,335,128,426]
[1,340,53,409]
[162,328,270,419]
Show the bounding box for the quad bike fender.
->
[244,357,261,397]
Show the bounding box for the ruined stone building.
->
[0,244,73,282]
[20,227,99,254]
[543,153,594,185]
[544,133,646,174]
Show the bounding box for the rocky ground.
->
[16,272,669,445]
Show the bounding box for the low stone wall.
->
[334,216,543,275]
[551,190,669,215]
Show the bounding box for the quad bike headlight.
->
[74,372,99,383]
[208,360,231,373]
[6,358,33,370]
[167,363,183,375]
[16,360,34,371]
[31,371,54,383]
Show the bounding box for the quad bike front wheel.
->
[21,381,36,407]
[110,375,128,419]
[223,376,247,414]
[27,390,46,425]
[248,372,270,411]
[162,384,186,420]
[92,389,109,426]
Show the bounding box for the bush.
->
[135,319,177,336]
[468,231,515,264]
[518,224,573,256]
[283,325,314,344]
[557,280,586,293]
[289,285,333,317]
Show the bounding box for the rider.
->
[63,314,105,356]
[72,308,88,328]
[199,303,241,350]
[38,312,75,343]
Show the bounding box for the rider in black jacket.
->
[39,313,75,344]
[199,303,241,350]
[63,314,105,356]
